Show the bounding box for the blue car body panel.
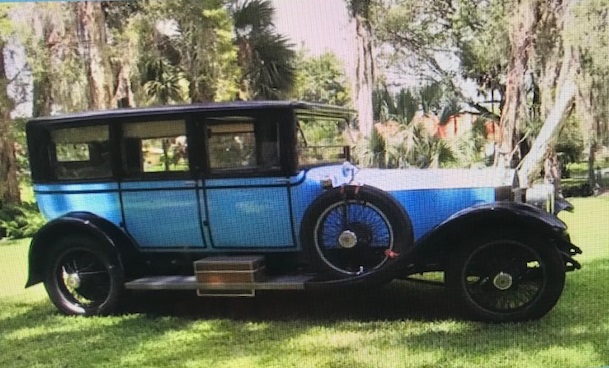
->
[33,166,502,251]
[34,182,122,227]
[203,177,294,249]
[390,188,495,239]
[120,180,205,248]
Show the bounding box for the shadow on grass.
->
[1,259,607,367]
[118,279,454,322]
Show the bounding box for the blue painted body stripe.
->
[35,189,119,195]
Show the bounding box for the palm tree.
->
[359,83,464,169]
[141,56,185,105]
[230,0,296,100]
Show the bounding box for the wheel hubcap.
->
[338,230,358,249]
[64,272,81,289]
[492,271,513,290]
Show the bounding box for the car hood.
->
[305,165,517,191]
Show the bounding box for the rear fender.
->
[26,212,139,287]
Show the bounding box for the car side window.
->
[50,125,111,180]
[296,117,349,168]
[122,120,189,175]
[208,123,257,170]
[206,118,280,173]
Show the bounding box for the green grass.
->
[1,197,608,368]
[567,159,609,176]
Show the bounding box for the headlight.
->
[526,183,555,213]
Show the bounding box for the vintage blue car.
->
[24,101,581,322]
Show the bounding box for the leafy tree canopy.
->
[292,51,350,107]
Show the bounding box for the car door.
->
[198,113,297,249]
[119,117,206,249]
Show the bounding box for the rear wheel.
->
[447,233,565,322]
[301,185,413,279]
[44,235,123,316]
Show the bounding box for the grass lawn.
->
[1,197,608,368]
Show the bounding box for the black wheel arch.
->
[412,201,581,272]
[26,212,140,288]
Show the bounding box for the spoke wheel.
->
[44,235,123,316]
[447,233,565,322]
[315,200,393,275]
[302,185,413,280]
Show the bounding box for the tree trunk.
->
[0,44,20,206]
[236,37,252,100]
[517,43,578,187]
[576,87,601,189]
[32,16,58,117]
[112,61,135,108]
[587,141,597,188]
[74,2,112,110]
[0,126,20,206]
[189,78,216,103]
[496,0,540,168]
[32,76,53,117]
[349,0,375,138]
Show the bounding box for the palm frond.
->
[142,57,186,104]
[396,88,418,125]
[250,32,296,99]
[419,82,444,114]
[232,0,275,35]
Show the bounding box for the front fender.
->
[26,212,139,288]
[414,201,581,269]
[444,201,568,231]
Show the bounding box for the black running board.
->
[125,274,314,293]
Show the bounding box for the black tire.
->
[43,235,124,316]
[301,185,414,279]
[446,232,566,322]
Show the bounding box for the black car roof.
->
[26,100,355,126]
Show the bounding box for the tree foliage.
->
[375,0,608,184]
[292,51,350,106]
[0,0,608,196]
[361,81,473,169]
[569,0,609,145]
[151,0,239,102]
[230,0,296,100]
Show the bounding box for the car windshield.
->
[296,114,350,168]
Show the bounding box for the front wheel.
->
[44,235,123,316]
[446,233,566,322]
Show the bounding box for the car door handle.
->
[274,178,290,184]
[183,181,197,187]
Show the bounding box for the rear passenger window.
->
[51,125,111,180]
[206,118,280,173]
[122,120,189,175]
[208,123,257,170]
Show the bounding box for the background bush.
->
[0,202,45,240]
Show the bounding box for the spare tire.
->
[301,185,414,280]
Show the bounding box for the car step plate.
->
[124,274,315,292]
